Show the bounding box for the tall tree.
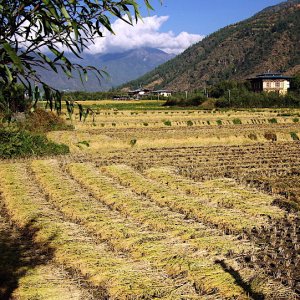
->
[0,0,155,89]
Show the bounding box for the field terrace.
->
[1,103,300,299]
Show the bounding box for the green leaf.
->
[72,21,79,40]
[48,46,65,62]
[3,43,23,72]
[37,52,58,72]
[61,65,72,78]
[61,5,71,20]
[144,0,154,11]
[4,65,13,82]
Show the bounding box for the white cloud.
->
[86,15,204,55]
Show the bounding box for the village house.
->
[128,88,152,99]
[248,73,292,95]
[153,90,172,97]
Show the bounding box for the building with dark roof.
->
[128,88,152,99]
[248,73,292,95]
[153,90,172,97]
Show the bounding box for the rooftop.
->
[248,73,292,80]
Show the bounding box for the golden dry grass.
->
[0,163,177,299]
[102,164,284,233]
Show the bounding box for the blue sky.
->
[86,0,286,55]
[141,0,285,35]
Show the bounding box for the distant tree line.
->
[214,75,300,108]
[165,74,300,108]
[163,92,206,107]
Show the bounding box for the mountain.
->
[39,48,174,91]
[121,0,300,91]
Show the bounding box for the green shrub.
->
[143,122,149,126]
[207,120,210,125]
[163,120,172,126]
[0,129,69,158]
[216,119,222,125]
[186,120,193,126]
[268,118,277,124]
[215,87,300,109]
[293,118,299,123]
[290,132,299,141]
[232,118,242,124]
[164,94,205,107]
[0,83,31,114]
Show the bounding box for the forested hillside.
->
[122,0,300,91]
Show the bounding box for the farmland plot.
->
[1,107,300,299]
[0,159,299,299]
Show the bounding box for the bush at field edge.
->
[0,129,69,159]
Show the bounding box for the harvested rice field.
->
[1,103,300,299]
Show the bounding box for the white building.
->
[248,73,292,95]
[153,90,172,97]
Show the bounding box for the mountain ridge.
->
[39,47,175,91]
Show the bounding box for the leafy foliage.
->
[0,84,29,115]
[0,128,69,158]
[215,88,300,108]
[290,73,300,95]
[0,0,156,93]
[164,93,206,107]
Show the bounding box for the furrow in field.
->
[66,162,297,299]
[0,163,173,299]
[102,164,283,234]
[31,159,252,299]
[144,167,284,219]
[67,162,250,256]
